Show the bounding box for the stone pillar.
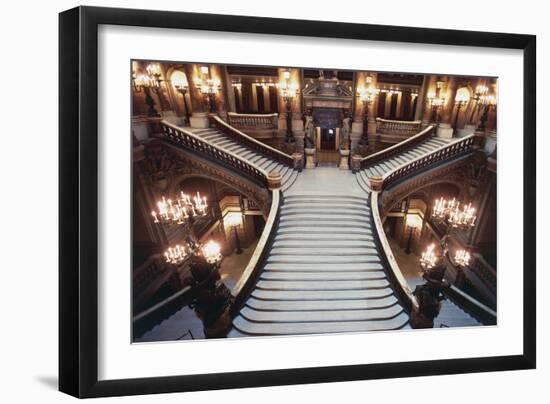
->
[351,71,366,151]
[210,64,227,120]
[184,64,209,128]
[414,76,428,121]
[222,65,236,113]
[437,76,457,138]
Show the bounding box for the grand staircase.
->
[356,136,451,191]
[191,127,298,192]
[229,168,410,337]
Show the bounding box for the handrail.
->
[210,115,295,168]
[376,117,422,134]
[159,120,270,188]
[227,112,278,130]
[370,191,419,314]
[133,286,192,323]
[446,285,497,325]
[231,189,281,315]
[471,253,497,294]
[375,134,476,191]
[360,125,434,169]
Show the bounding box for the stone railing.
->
[445,285,497,325]
[370,134,476,191]
[231,189,281,315]
[370,192,420,315]
[210,115,298,169]
[133,254,179,314]
[376,117,422,135]
[358,125,434,171]
[159,120,271,189]
[228,112,278,130]
[470,253,497,296]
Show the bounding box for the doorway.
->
[320,127,336,150]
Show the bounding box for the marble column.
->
[209,64,227,120]
[415,76,428,121]
[222,65,236,113]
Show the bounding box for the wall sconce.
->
[453,88,471,128]
[195,65,220,113]
[132,62,167,117]
[171,72,191,125]
[277,69,299,143]
[357,79,380,146]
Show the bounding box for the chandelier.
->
[453,249,471,268]
[151,191,208,225]
[201,240,223,265]
[164,244,189,265]
[431,197,476,229]
[420,243,438,270]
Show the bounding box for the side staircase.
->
[191,127,298,192]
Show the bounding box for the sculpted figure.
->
[304,114,315,148]
[340,115,351,150]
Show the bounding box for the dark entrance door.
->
[320,128,336,150]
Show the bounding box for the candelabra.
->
[163,239,223,269]
[357,78,380,146]
[201,239,223,266]
[195,66,220,113]
[132,63,167,117]
[171,73,191,125]
[476,93,497,132]
[151,191,208,226]
[453,90,470,129]
[418,197,477,284]
[277,70,299,143]
[426,80,446,124]
[468,84,488,124]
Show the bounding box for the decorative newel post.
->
[369,176,383,191]
[351,155,362,173]
[292,152,303,171]
[267,171,283,190]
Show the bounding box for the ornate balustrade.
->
[359,125,434,170]
[370,192,420,315]
[372,134,476,191]
[445,285,497,325]
[231,189,281,316]
[376,117,422,135]
[470,253,497,295]
[228,112,278,130]
[210,115,297,168]
[159,120,271,188]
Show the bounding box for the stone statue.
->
[304,114,315,148]
[340,115,351,150]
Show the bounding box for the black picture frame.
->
[59,5,536,398]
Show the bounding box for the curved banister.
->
[231,189,281,315]
[159,120,271,188]
[370,191,420,314]
[210,115,296,168]
[360,125,435,169]
[374,134,476,191]
[376,117,422,134]
[446,285,497,325]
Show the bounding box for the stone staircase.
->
[191,127,298,192]
[229,168,410,337]
[356,136,451,191]
[434,297,481,328]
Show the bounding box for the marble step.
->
[281,204,370,213]
[251,287,395,301]
[268,247,378,256]
[272,239,376,248]
[232,312,410,335]
[285,194,367,202]
[260,270,387,281]
[274,233,375,242]
[266,255,381,264]
[279,216,371,229]
[263,262,384,272]
[239,304,404,323]
[245,295,399,311]
[279,211,371,220]
[275,227,373,235]
[256,279,390,291]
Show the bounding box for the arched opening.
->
[169,69,192,124]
